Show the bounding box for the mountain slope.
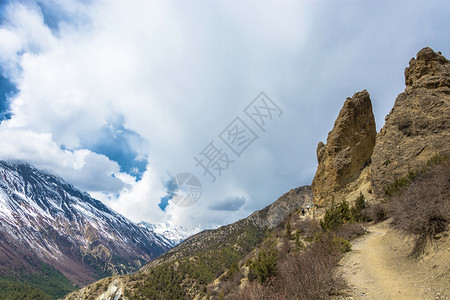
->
[64,185,312,299]
[144,185,312,270]
[0,160,171,290]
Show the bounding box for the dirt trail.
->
[337,220,449,300]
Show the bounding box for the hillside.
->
[0,161,172,298]
[64,186,312,299]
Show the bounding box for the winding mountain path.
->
[337,220,449,300]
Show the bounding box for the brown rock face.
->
[371,47,450,197]
[312,90,377,207]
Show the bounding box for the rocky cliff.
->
[371,47,450,197]
[312,47,450,204]
[311,90,377,207]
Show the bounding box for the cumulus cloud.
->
[0,128,128,192]
[209,196,247,212]
[0,0,449,227]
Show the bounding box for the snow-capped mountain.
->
[0,160,171,286]
[139,222,210,247]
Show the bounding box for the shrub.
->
[292,230,305,250]
[249,241,278,284]
[390,163,449,257]
[297,218,321,241]
[427,154,449,166]
[350,193,368,222]
[366,202,386,223]
[222,262,239,281]
[320,200,352,231]
[332,236,352,253]
[335,223,365,241]
[285,220,292,239]
[233,234,344,300]
[384,171,417,197]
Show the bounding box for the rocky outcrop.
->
[371,47,450,197]
[311,90,377,207]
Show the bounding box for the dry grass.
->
[334,223,366,241]
[296,218,322,241]
[365,203,387,223]
[229,233,345,300]
[390,163,450,257]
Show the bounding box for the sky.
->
[0,0,449,228]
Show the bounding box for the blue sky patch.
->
[36,1,92,35]
[158,177,178,211]
[0,0,10,18]
[37,2,62,33]
[0,73,17,122]
[83,116,147,179]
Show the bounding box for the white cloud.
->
[108,167,166,222]
[0,0,449,227]
[209,196,247,211]
[0,128,127,192]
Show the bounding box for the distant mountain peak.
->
[139,221,211,247]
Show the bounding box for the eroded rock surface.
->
[371,47,450,197]
[312,90,376,207]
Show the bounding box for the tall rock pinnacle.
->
[312,90,376,207]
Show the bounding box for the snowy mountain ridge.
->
[0,160,172,285]
[139,222,211,247]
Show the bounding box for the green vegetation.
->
[0,279,51,300]
[249,239,278,284]
[350,193,368,222]
[129,224,265,299]
[332,236,352,253]
[126,192,372,299]
[320,200,352,231]
[385,154,449,197]
[285,219,292,239]
[384,171,417,197]
[427,153,450,166]
[381,154,450,257]
[127,158,447,299]
[0,262,75,300]
[320,193,372,231]
[234,219,364,299]
[222,262,239,281]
